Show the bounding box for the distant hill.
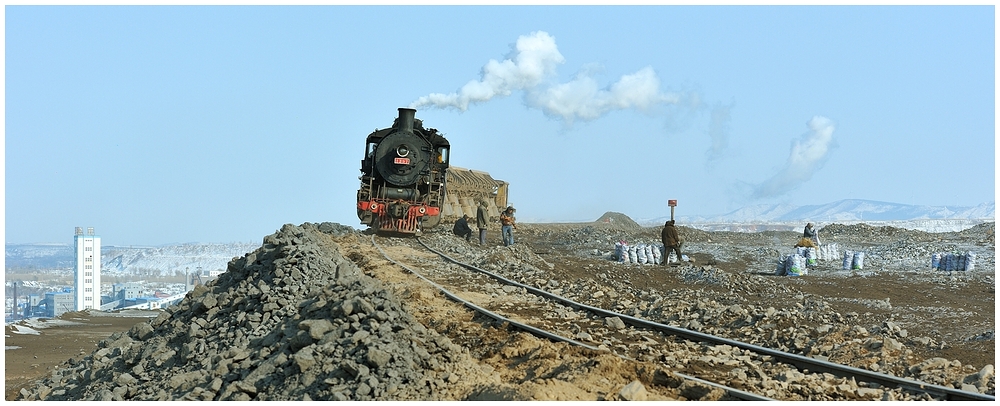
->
[636,199,994,232]
[4,243,77,269]
[672,199,995,223]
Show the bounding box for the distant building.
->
[186,266,223,291]
[27,294,41,317]
[112,282,143,301]
[74,227,101,311]
[45,291,75,317]
[133,297,165,310]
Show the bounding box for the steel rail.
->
[373,235,771,401]
[371,235,600,352]
[417,237,994,402]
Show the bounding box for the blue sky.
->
[6,5,995,246]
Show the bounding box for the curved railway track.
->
[370,234,993,401]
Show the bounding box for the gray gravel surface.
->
[16,219,995,401]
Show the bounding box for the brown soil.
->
[5,220,995,400]
[5,311,160,400]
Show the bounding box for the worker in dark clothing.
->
[476,200,488,245]
[453,215,473,242]
[661,220,683,265]
[803,223,820,246]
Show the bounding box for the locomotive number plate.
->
[394,157,410,165]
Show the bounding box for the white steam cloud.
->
[751,116,837,199]
[705,102,734,163]
[410,31,680,123]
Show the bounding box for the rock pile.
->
[15,218,995,401]
[18,222,481,401]
[418,222,996,397]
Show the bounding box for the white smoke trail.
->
[410,31,680,123]
[705,102,734,163]
[410,31,564,111]
[750,116,836,199]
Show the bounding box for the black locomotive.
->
[357,108,450,235]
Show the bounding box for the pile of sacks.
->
[812,243,841,262]
[614,241,686,265]
[931,252,976,272]
[775,243,842,276]
[775,254,809,276]
[842,250,866,270]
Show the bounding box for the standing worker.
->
[500,206,517,246]
[476,200,489,245]
[453,215,473,242]
[661,220,684,265]
[803,223,820,246]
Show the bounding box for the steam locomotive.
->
[357,108,450,235]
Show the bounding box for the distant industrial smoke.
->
[409,31,681,123]
[751,116,836,199]
[705,102,734,163]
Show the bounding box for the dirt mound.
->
[957,222,995,245]
[17,223,483,401]
[594,212,642,229]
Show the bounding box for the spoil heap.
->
[18,223,480,401]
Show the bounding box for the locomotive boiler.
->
[357,108,450,235]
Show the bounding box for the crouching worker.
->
[453,214,473,242]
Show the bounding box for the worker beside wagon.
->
[453,215,473,242]
[476,200,489,245]
[500,206,517,246]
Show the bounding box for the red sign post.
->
[668,199,677,220]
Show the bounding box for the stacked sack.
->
[797,247,817,266]
[814,243,840,261]
[614,241,663,265]
[615,241,629,263]
[842,250,865,270]
[931,252,976,272]
[775,254,808,276]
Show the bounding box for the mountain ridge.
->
[666,199,994,223]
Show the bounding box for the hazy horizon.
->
[6,198,994,246]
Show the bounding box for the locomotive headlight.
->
[396,145,410,157]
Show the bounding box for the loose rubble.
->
[15,218,995,401]
[18,223,483,401]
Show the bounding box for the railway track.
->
[371,234,994,401]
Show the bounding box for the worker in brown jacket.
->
[476,200,488,245]
[661,220,683,265]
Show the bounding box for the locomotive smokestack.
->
[397,108,416,133]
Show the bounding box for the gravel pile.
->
[421,218,996,398]
[16,217,995,401]
[18,222,481,401]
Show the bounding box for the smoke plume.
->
[750,116,836,199]
[410,31,680,123]
[705,102,734,163]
